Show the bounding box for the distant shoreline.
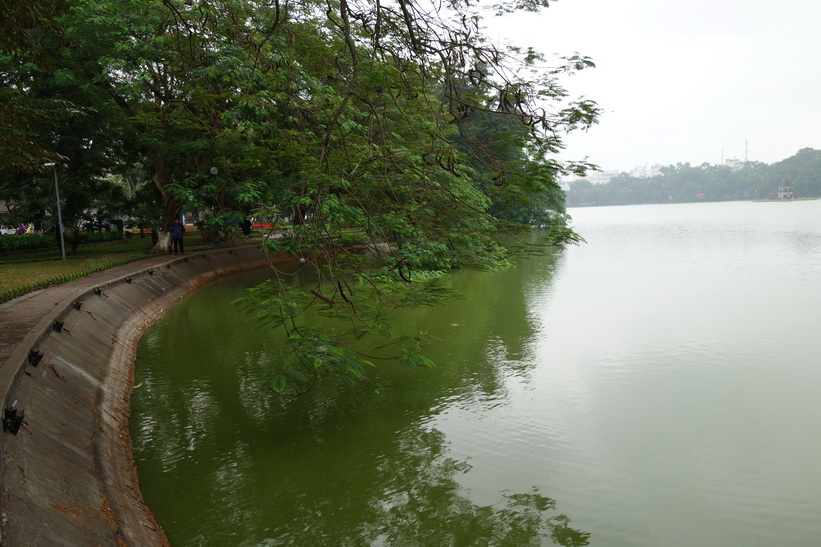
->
[752,197,819,203]
[569,197,821,208]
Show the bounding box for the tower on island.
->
[777,178,794,200]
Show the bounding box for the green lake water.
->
[131,200,821,546]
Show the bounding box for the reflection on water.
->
[133,200,821,546]
[131,253,588,545]
[278,425,590,547]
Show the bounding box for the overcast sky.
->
[489,0,821,173]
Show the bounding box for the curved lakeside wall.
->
[0,246,281,546]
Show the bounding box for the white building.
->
[566,164,662,185]
[566,170,621,185]
[724,158,743,171]
[628,164,663,178]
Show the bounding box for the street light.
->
[43,162,66,261]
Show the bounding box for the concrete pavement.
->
[0,245,275,545]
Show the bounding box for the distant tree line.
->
[567,148,821,207]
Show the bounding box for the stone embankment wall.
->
[0,246,276,545]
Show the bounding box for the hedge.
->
[0,230,123,253]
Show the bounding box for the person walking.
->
[170,218,186,254]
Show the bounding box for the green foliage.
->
[78,230,123,244]
[237,269,457,393]
[2,0,601,390]
[0,234,55,252]
[0,0,71,171]
[0,229,119,253]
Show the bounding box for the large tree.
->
[3,0,600,389]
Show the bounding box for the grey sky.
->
[490,0,821,173]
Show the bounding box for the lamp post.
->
[44,162,66,261]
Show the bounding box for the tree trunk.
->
[146,152,179,254]
[154,229,171,252]
[70,228,80,254]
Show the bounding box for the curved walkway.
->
[0,245,276,545]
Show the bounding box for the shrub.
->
[0,230,124,253]
[78,231,123,244]
[0,234,56,253]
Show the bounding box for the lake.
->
[131,199,821,546]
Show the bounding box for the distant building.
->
[777,179,794,199]
[724,158,744,171]
[628,164,663,178]
[565,165,663,185]
[567,170,621,185]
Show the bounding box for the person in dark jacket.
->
[170,218,186,254]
